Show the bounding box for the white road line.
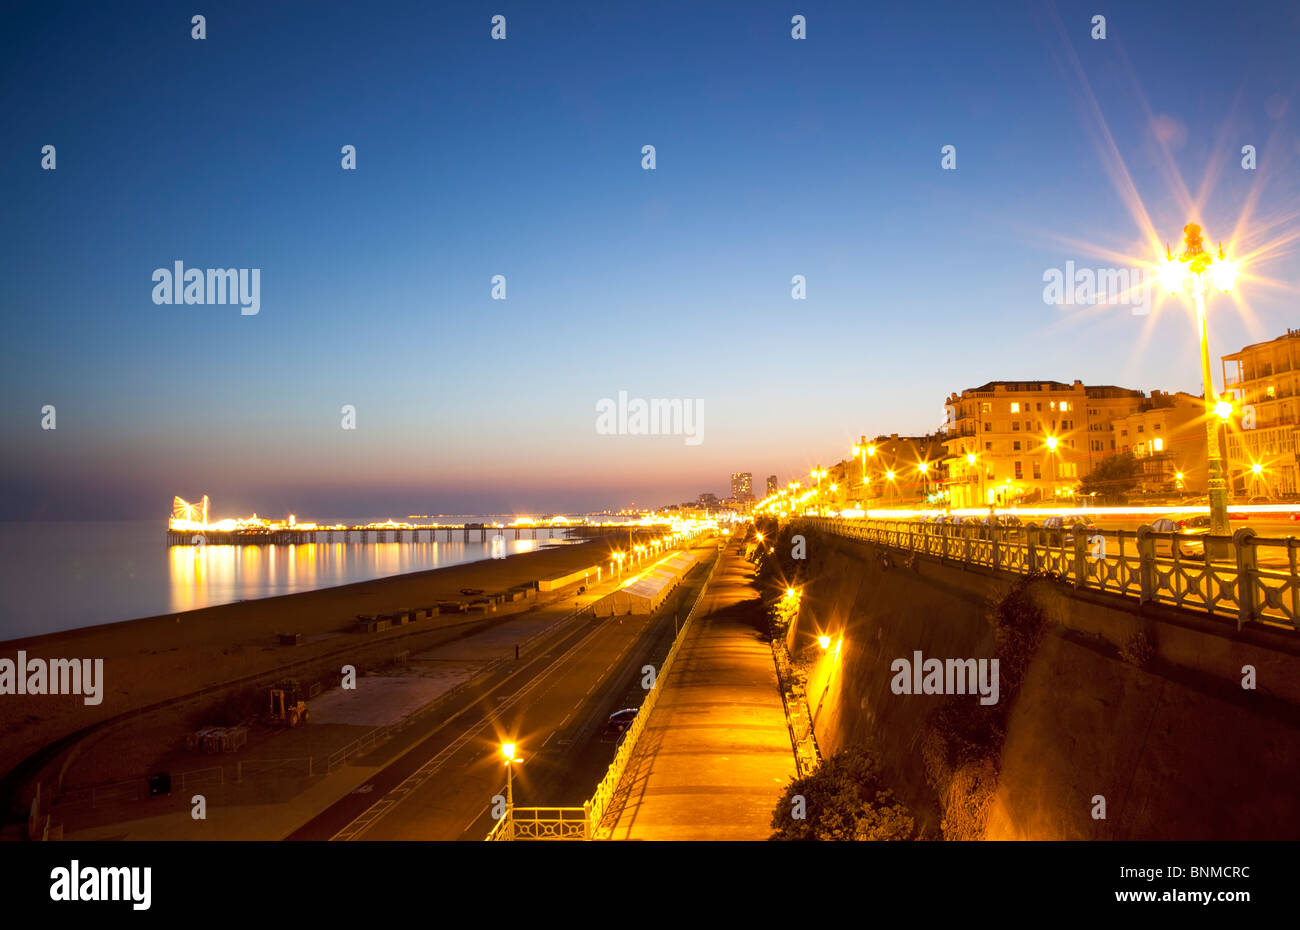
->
[331,615,615,840]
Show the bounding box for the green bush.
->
[770,746,916,841]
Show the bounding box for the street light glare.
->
[1210,255,1237,292]
[502,742,516,761]
[1046,436,1059,451]
[1159,256,1187,295]
[818,635,831,649]
[1215,399,1234,421]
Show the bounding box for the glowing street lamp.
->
[810,466,828,507]
[1160,223,1237,549]
[502,742,517,839]
[852,436,874,491]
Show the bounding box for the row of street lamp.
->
[758,224,1244,525]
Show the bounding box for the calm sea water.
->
[0,519,576,641]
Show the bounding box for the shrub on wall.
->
[770,745,916,841]
[921,574,1048,839]
[1120,629,1156,668]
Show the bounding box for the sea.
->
[0,517,587,641]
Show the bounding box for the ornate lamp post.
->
[1159,223,1237,552]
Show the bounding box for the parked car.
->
[1040,515,1096,547]
[1151,517,1206,559]
[603,708,638,738]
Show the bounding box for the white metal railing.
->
[804,517,1300,633]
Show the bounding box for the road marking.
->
[330,614,618,841]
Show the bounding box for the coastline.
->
[0,538,621,783]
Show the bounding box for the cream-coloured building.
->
[942,381,1145,507]
[1109,391,1207,494]
[1222,328,1300,497]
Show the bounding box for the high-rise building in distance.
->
[766,475,778,496]
[731,472,754,502]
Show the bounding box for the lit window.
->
[1010,402,1021,413]
[1152,437,1163,452]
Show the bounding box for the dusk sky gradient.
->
[2,0,1298,519]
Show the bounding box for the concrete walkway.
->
[603,543,796,840]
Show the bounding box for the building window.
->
[1032,462,1041,479]
[1137,425,1144,433]
[1010,402,1021,413]
[981,403,991,414]
[1014,461,1023,479]
[1013,441,1021,451]
[984,422,992,432]
[985,441,992,451]
[1152,437,1163,451]
[1013,422,1020,431]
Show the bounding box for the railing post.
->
[1233,527,1258,631]
[1071,523,1088,588]
[1026,523,1038,573]
[584,800,592,840]
[990,525,999,572]
[1291,540,1299,631]
[1136,526,1156,604]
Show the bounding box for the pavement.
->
[600,542,796,840]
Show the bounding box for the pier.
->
[165,522,659,547]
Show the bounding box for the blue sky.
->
[2,0,1297,519]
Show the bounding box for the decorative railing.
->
[802,517,1300,633]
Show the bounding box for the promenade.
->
[602,542,795,840]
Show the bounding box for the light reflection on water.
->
[166,538,546,613]
[0,520,569,640]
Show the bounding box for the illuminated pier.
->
[166,496,668,547]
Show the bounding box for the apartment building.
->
[942,380,1145,507]
[1221,327,1300,497]
[1109,391,1207,493]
